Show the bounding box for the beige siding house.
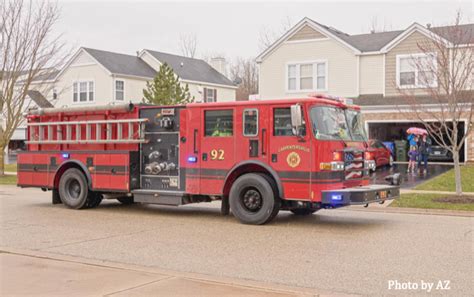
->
[257,17,474,163]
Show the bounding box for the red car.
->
[368,139,393,170]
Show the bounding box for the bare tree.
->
[258,16,293,51]
[179,33,197,58]
[368,16,393,33]
[0,0,68,175]
[229,57,258,101]
[398,13,473,196]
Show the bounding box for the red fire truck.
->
[17,94,400,224]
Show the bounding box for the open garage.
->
[366,120,466,163]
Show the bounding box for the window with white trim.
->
[397,53,437,88]
[287,61,327,92]
[204,88,216,102]
[73,81,94,102]
[115,80,124,101]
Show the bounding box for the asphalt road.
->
[1,186,472,296]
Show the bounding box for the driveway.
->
[1,186,472,296]
[369,163,452,188]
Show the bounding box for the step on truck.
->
[17,94,400,225]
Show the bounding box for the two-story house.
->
[50,47,236,108]
[257,17,473,163]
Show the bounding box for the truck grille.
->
[344,150,365,180]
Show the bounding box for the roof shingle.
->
[144,50,235,87]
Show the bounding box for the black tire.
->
[58,168,90,209]
[117,196,134,205]
[229,173,280,225]
[290,208,318,216]
[257,173,280,222]
[87,192,103,208]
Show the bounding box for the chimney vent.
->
[426,23,431,28]
[209,57,227,77]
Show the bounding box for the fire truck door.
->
[268,106,311,199]
[239,108,268,163]
[199,108,235,194]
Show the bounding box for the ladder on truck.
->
[26,118,148,144]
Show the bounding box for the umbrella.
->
[406,127,428,135]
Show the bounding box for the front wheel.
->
[229,174,280,225]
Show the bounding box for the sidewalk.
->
[0,248,357,297]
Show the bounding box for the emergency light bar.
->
[308,93,353,105]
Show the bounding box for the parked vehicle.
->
[368,139,393,169]
[17,94,400,225]
[428,145,453,161]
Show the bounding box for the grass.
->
[414,165,474,193]
[0,174,17,185]
[390,193,474,211]
[4,163,17,172]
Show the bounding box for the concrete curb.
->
[401,189,474,196]
[0,246,360,297]
[346,205,474,217]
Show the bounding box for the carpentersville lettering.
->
[278,145,310,153]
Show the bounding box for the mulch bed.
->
[432,196,474,204]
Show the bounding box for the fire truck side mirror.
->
[290,104,303,131]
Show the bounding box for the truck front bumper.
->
[321,184,400,206]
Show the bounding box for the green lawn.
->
[0,174,17,185]
[414,165,474,192]
[390,193,474,211]
[4,163,17,172]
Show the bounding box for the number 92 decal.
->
[210,149,225,160]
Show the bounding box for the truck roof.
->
[187,97,358,110]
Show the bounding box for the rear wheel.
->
[58,168,90,209]
[229,173,280,225]
[290,208,318,216]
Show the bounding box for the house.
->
[48,47,236,108]
[256,17,474,163]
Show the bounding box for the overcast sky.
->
[56,0,473,60]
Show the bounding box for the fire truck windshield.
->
[310,106,351,141]
[310,106,366,142]
[345,109,367,141]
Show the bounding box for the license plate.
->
[379,191,387,199]
[434,151,441,155]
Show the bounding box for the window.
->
[115,80,124,101]
[397,53,437,88]
[204,88,216,102]
[73,81,94,103]
[243,109,258,137]
[273,108,306,136]
[287,61,327,92]
[205,110,233,137]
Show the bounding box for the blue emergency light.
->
[61,153,70,159]
[187,156,197,163]
[331,194,343,201]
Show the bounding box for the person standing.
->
[418,134,431,174]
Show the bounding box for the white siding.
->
[114,76,148,102]
[359,55,384,94]
[71,51,95,65]
[185,82,236,102]
[54,63,112,107]
[259,39,358,99]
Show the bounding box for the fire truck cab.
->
[18,95,400,225]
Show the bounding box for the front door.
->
[199,107,236,195]
[268,106,312,200]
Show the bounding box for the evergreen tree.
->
[143,63,193,105]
